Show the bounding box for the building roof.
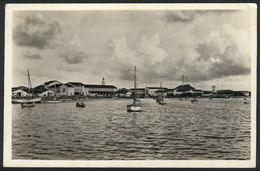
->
[48,84,63,88]
[65,83,74,87]
[67,82,84,86]
[84,84,117,88]
[174,84,196,92]
[12,86,30,92]
[44,80,61,85]
[146,87,167,89]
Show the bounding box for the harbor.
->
[6,5,255,166]
[12,97,250,160]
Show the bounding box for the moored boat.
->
[191,97,198,103]
[127,66,142,112]
[76,101,85,107]
[20,70,37,108]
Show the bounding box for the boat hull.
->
[21,102,35,108]
[159,102,166,105]
[127,105,142,112]
[13,97,41,104]
[76,102,85,107]
[191,99,198,103]
[45,100,62,103]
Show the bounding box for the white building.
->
[12,89,28,97]
[38,90,55,97]
[49,83,75,96]
[84,84,117,97]
[146,87,167,97]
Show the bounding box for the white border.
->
[4,3,257,168]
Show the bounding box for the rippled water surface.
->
[12,98,251,160]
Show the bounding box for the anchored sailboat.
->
[157,81,166,105]
[127,66,142,112]
[21,70,36,108]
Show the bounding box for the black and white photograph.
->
[4,3,257,167]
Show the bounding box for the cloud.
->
[13,13,61,49]
[23,52,42,60]
[165,11,199,23]
[106,11,251,84]
[62,54,84,64]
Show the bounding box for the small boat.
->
[157,81,166,105]
[76,101,85,107]
[21,102,35,108]
[127,66,142,112]
[244,97,249,104]
[226,96,232,100]
[191,97,198,103]
[45,100,62,103]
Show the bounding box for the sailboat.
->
[21,70,36,108]
[226,95,232,100]
[157,81,166,105]
[243,97,249,104]
[127,66,142,112]
[191,84,198,103]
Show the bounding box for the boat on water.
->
[45,100,62,103]
[76,100,85,107]
[243,97,249,104]
[191,97,198,103]
[158,97,166,105]
[21,70,38,108]
[226,96,232,100]
[14,97,41,104]
[127,66,142,112]
[157,81,166,105]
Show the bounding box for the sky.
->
[12,9,253,91]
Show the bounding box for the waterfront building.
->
[67,82,86,95]
[12,89,28,97]
[49,83,75,96]
[38,90,55,97]
[241,91,251,96]
[129,88,146,98]
[201,90,213,97]
[146,87,167,97]
[84,84,117,97]
[154,89,168,97]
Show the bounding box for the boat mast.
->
[27,69,33,98]
[134,66,137,105]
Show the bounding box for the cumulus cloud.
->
[13,13,61,49]
[105,10,251,84]
[23,52,42,60]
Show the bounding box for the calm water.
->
[12,98,251,160]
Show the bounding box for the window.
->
[63,88,65,92]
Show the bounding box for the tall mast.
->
[134,66,137,102]
[27,69,33,98]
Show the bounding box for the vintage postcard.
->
[4,3,257,168]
